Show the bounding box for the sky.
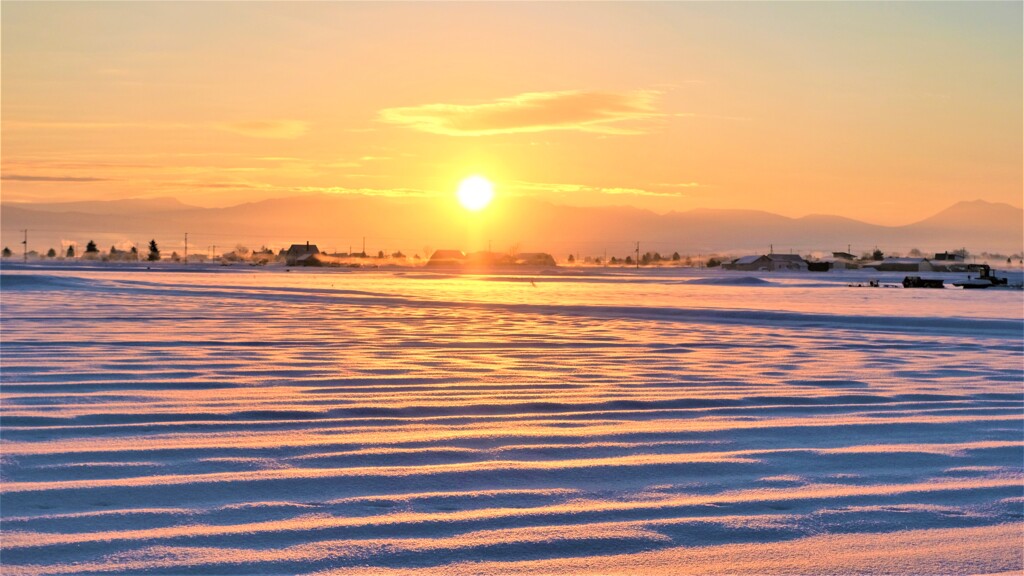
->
[2,2,1021,226]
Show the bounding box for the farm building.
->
[285,242,320,266]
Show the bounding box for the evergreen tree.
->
[147,239,160,261]
[66,246,75,258]
[672,252,681,261]
[85,240,99,253]
[872,248,884,260]
[2,247,11,258]
[567,254,575,263]
[46,248,57,258]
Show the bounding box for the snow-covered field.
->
[2,265,1022,575]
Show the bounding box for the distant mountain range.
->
[2,196,1021,257]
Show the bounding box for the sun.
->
[456,176,494,211]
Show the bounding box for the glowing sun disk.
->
[457,176,494,211]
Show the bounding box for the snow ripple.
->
[1,269,1021,575]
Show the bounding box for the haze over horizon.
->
[3,2,1022,228]
[3,194,1022,258]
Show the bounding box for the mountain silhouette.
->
[3,196,1020,257]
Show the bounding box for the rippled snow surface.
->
[2,266,1022,575]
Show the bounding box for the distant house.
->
[515,252,557,267]
[724,254,808,272]
[827,251,860,270]
[876,257,934,272]
[427,249,555,268]
[426,249,467,267]
[466,251,515,266]
[286,242,320,265]
[724,255,772,271]
[766,254,808,271]
[933,251,965,262]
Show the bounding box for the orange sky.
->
[2,2,1021,225]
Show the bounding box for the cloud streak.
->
[293,186,437,198]
[510,180,689,198]
[6,120,315,139]
[1,174,110,182]
[379,90,663,136]
[215,120,309,139]
[656,182,704,189]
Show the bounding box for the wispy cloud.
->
[154,180,437,198]
[216,120,309,139]
[379,90,664,136]
[6,120,315,138]
[1,174,110,182]
[292,186,438,198]
[656,182,704,189]
[3,121,192,131]
[510,180,689,198]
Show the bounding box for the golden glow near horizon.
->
[456,176,494,212]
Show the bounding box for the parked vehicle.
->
[903,276,944,289]
[952,265,1009,289]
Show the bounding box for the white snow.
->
[1,265,1022,575]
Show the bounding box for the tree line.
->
[2,239,162,261]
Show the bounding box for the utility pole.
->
[184,232,188,266]
[770,243,773,255]
[22,229,28,263]
[362,236,366,257]
[635,241,640,269]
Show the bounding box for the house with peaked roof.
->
[765,254,808,271]
[426,249,467,267]
[723,254,808,271]
[828,251,860,270]
[876,257,935,272]
[933,251,965,262]
[723,255,772,271]
[515,253,557,267]
[285,242,320,265]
